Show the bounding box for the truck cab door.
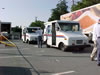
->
[52,23,56,45]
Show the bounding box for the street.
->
[0,40,99,75]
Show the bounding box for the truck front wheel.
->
[27,40,31,44]
[59,43,66,51]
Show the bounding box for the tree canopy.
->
[29,20,44,29]
[71,0,100,11]
[12,26,22,32]
[48,0,69,21]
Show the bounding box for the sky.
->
[0,0,80,27]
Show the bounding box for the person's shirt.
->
[92,23,97,41]
[93,23,100,40]
[36,30,43,36]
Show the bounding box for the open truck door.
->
[22,28,26,42]
[52,23,56,45]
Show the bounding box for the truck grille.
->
[76,40,83,44]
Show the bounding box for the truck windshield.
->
[27,28,40,33]
[58,23,80,31]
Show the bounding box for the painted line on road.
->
[52,71,75,75]
[22,48,30,50]
[33,45,38,47]
[33,45,46,48]
[0,56,31,59]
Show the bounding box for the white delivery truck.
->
[43,20,90,51]
[22,27,41,44]
[60,3,100,42]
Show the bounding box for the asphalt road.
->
[0,40,100,75]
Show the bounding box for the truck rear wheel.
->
[27,40,31,44]
[22,39,25,43]
[46,44,50,48]
[59,43,66,51]
[46,40,50,48]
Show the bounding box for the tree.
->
[12,26,22,32]
[29,20,44,29]
[48,0,69,21]
[11,26,22,39]
[71,0,100,11]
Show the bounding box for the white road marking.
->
[34,45,38,47]
[52,71,75,75]
[22,48,30,50]
[0,56,31,58]
[33,45,46,48]
[55,59,60,62]
[40,50,45,52]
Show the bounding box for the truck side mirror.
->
[56,27,59,31]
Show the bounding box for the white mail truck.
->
[43,20,90,51]
[22,27,41,44]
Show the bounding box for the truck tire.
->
[27,40,31,44]
[22,39,25,43]
[46,44,50,48]
[22,40,25,43]
[46,40,50,48]
[59,43,66,51]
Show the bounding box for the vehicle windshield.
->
[58,23,80,31]
[27,28,40,33]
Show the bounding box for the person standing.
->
[93,19,100,66]
[36,29,43,48]
[90,24,97,61]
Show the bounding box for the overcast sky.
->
[0,0,80,27]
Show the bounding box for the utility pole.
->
[0,20,1,34]
[72,0,75,5]
[35,17,37,22]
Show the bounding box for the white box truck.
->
[43,20,90,51]
[60,3,100,41]
[0,21,11,39]
[22,27,41,44]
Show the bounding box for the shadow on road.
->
[0,66,32,75]
[40,47,93,58]
[67,47,93,54]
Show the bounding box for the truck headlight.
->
[64,38,67,40]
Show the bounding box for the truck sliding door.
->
[52,23,56,45]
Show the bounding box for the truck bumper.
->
[30,38,37,42]
[66,44,91,49]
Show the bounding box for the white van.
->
[22,27,41,44]
[43,20,90,51]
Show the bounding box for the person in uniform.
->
[93,19,100,66]
[90,25,97,61]
[36,29,43,48]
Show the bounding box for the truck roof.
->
[44,20,79,25]
[1,22,11,24]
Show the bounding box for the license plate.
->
[76,40,83,44]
